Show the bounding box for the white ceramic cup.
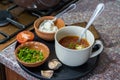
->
[55,26,103,67]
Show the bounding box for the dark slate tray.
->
[16,29,100,80]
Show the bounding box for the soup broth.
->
[59,36,90,50]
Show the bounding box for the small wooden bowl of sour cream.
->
[34,16,65,41]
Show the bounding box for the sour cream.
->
[38,20,58,33]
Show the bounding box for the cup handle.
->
[90,40,104,58]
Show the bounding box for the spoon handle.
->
[55,4,76,18]
[80,3,105,39]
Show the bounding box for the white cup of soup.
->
[55,26,103,67]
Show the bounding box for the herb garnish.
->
[17,47,44,63]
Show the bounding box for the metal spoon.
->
[41,4,76,24]
[78,3,105,42]
[50,3,76,22]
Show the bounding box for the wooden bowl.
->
[14,41,50,67]
[34,16,65,41]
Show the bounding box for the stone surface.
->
[0,0,120,80]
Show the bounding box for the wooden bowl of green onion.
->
[14,41,50,67]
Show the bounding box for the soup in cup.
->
[55,26,103,67]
